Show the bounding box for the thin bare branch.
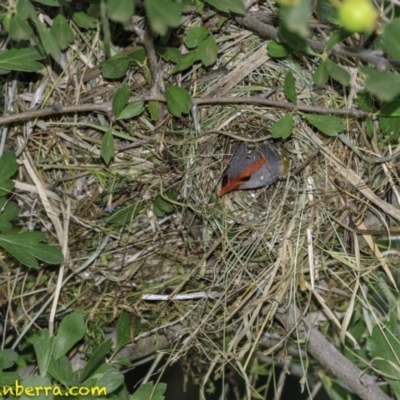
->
[276,304,392,400]
[0,95,369,126]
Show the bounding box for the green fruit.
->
[338,0,378,33]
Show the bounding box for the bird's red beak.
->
[219,158,266,196]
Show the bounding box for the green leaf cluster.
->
[266,40,400,142]
[1,311,164,399]
[171,26,218,74]
[0,0,136,69]
[1,0,74,66]
[270,70,347,139]
[271,0,400,144]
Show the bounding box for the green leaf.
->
[0,152,17,197]
[53,311,85,360]
[379,100,400,117]
[326,59,350,86]
[0,180,14,198]
[0,200,18,233]
[34,18,61,63]
[170,52,197,74]
[131,382,166,400]
[165,83,191,117]
[196,34,218,66]
[317,0,339,24]
[362,67,400,102]
[155,46,182,63]
[270,114,293,139]
[106,203,144,227]
[284,71,297,104]
[0,349,18,369]
[96,368,124,393]
[16,0,36,19]
[33,0,61,5]
[101,129,115,166]
[115,311,131,354]
[48,356,75,387]
[365,116,374,138]
[81,364,122,396]
[313,59,329,85]
[117,102,145,120]
[384,21,400,62]
[280,0,310,38]
[0,232,64,268]
[112,84,131,118]
[1,371,20,387]
[204,0,246,14]
[369,313,400,398]
[267,41,289,58]
[153,191,178,217]
[113,357,132,367]
[0,47,44,72]
[184,26,209,48]
[0,152,18,182]
[106,0,135,23]
[320,376,350,400]
[304,114,345,136]
[278,25,311,54]
[357,90,374,112]
[379,116,400,139]
[100,56,130,79]
[127,48,147,64]
[144,0,184,36]
[148,101,159,121]
[72,11,98,29]
[19,376,53,400]
[80,340,112,383]
[9,15,34,41]
[153,203,165,218]
[32,329,54,377]
[50,14,74,50]
[325,29,351,52]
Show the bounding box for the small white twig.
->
[142,291,221,301]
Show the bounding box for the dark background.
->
[126,359,333,400]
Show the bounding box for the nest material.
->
[4,7,399,397]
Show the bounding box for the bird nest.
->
[3,8,399,398]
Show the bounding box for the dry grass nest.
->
[5,20,399,392]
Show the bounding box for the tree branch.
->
[276,304,392,400]
[236,12,400,71]
[0,95,369,126]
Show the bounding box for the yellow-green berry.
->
[338,0,378,33]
